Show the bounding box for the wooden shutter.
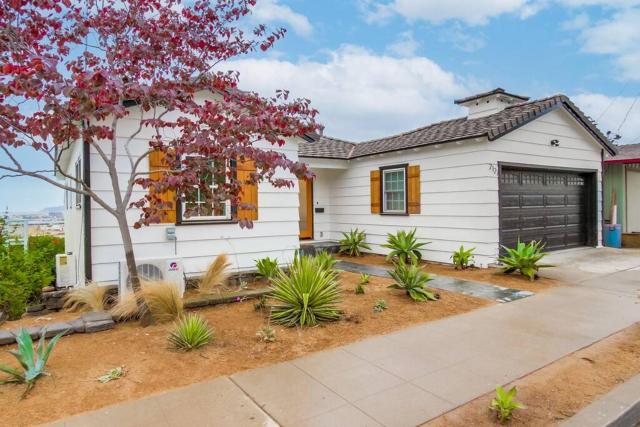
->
[407,165,421,214]
[237,158,258,221]
[148,150,176,223]
[370,170,381,214]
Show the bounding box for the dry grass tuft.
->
[109,292,140,321]
[109,281,183,323]
[63,282,107,312]
[198,254,232,291]
[139,280,183,323]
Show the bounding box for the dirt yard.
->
[424,323,640,426]
[338,253,559,293]
[0,271,489,426]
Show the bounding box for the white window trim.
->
[382,167,406,214]
[181,158,232,222]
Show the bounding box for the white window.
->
[382,167,406,213]
[182,159,231,221]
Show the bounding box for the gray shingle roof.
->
[299,94,616,160]
[454,87,529,104]
[606,143,640,163]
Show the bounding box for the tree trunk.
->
[115,211,153,326]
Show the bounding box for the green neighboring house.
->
[604,144,640,247]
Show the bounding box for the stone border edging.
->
[561,373,640,427]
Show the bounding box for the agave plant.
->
[499,240,553,281]
[269,254,341,327]
[255,256,280,280]
[359,273,370,285]
[383,229,429,264]
[451,245,475,270]
[168,313,214,351]
[387,260,439,302]
[338,228,371,257]
[0,328,67,397]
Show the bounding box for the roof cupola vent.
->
[455,88,529,119]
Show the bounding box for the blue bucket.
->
[604,224,622,248]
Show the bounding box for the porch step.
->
[300,241,340,256]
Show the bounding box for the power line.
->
[597,82,629,122]
[616,94,638,134]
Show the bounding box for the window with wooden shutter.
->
[148,150,176,223]
[236,158,258,221]
[370,170,381,213]
[407,165,421,214]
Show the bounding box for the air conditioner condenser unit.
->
[119,257,185,297]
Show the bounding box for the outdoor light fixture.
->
[550,139,560,147]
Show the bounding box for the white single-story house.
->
[58,88,615,287]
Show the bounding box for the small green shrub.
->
[355,283,365,294]
[313,250,338,272]
[451,245,475,270]
[499,240,553,281]
[269,254,341,327]
[373,299,387,312]
[256,325,276,342]
[97,366,126,384]
[255,257,280,280]
[338,228,371,257]
[28,236,65,279]
[388,260,439,302]
[168,313,214,351]
[254,295,268,311]
[490,386,525,423]
[359,273,370,285]
[383,229,429,263]
[0,328,66,397]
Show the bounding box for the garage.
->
[499,166,596,251]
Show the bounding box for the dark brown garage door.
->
[499,167,594,251]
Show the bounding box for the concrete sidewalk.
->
[49,248,640,427]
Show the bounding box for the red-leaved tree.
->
[0,0,319,294]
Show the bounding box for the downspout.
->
[82,121,92,281]
[600,149,605,247]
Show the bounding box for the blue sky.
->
[2,0,640,212]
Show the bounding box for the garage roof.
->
[300,94,616,159]
[605,143,640,164]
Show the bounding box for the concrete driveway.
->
[541,247,640,295]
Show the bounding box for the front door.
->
[299,178,313,239]
[627,169,640,233]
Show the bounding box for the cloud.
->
[442,24,486,52]
[558,0,640,6]
[251,0,313,37]
[561,12,590,30]
[361,0,540,26]
[386,31,420,57]
[573,93,640,144]
[576,8,640,80]
[226,45,470,140]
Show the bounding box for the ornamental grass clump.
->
[338,228,371,257]
[383,228,429,263]
[269,254,341,327]
[198,254,232,291]
[0,328,66,397]
[255,256,280,280]
[388,260,439,302]
[109,280,183,323]
[168,313,214,351]
[499,240,553,281]
[63,282,108,312]
[451,245,475,270]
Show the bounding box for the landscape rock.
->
[12,326,42,340]
[69,318,86,333]
[42,290,68,300]
[0,329,14,345]
[42,286,55,293]
[80,311,113,323]
[26,303,46,313]
[84,319,115,333]
[42,322,74,338]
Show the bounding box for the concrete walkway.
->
[49,248,640,427]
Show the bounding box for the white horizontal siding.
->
[307,107,605,267]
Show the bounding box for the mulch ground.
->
[0,270,489,427]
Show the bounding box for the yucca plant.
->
[354,283,365,295]
[499,240,553,281]
[359,273,370,285]
[269,254,341,327]
[490,386,525,423]
[313,250,338,272]
[373,299,387,312]
[168,313,214,351]
[387,260,439,302]
[255,257,280,280]
[338,228,371,257]
[0,328,66,397]
[451,245,475,270]
[383,229,429,263]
